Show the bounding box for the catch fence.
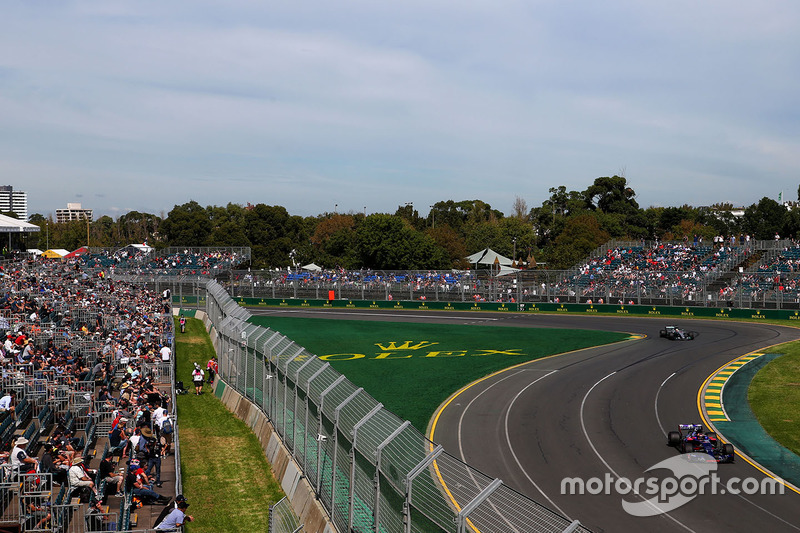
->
[206,280,587,533]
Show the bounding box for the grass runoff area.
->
[249,316,631,431]
[174,317,284,532]
[750,341,800,457]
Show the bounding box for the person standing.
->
[206,356,217,385]
[179,314,186,333]
[191,363,204,395]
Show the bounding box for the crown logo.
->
[375,341,439,351]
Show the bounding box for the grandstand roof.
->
[0,213,40,233]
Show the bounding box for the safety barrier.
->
[205,280,590,533]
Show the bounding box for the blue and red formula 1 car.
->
[667,424,735,463]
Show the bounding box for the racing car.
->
[667,424,735,463]
[659,325,698,340]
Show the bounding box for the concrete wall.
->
[200,311,337,533]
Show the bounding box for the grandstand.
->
[0,257,180,532]
[212,239,800,309]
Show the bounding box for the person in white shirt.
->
[159,345,171,362]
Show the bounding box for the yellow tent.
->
[41,249,69,258]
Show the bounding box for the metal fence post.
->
[404,445,443,533]
[374,421,410,533]
[349,403,383,532]
[316,375,346,495]
[331,387,364,526]
[456,478,503,533]
[291,357,316,459]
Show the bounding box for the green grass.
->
[175,317,285,533]
[249,316,630,431]
[750,342,800,456]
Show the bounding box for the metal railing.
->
[205,280,588,533]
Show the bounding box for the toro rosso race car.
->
[668,424,735,463]
[659,325,698,340]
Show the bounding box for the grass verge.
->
[175,317,285,532]
[249,316,630,431]
[750,342,800,456]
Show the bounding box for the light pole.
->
[46,221,49,250]
[334,204,338,214]
[430,206,435,229]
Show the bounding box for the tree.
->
[356,214,448,269]
[161,201,212,245]
[544,214,610,269]
[584,176,639,215]
[743,197,787,239]
[512,196,529,220]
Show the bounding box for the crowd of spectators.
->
[0,255,182,530]
[82,247,248,276]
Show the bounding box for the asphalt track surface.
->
[249,307,800,533]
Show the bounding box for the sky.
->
[1,1,799,220]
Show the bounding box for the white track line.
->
[580,371,697,533]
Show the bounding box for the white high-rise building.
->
[0,186,28,221]
[56,203,93,223]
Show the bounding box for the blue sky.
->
[1,1,798,219]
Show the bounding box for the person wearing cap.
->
[108,418,129,456]
[155,500,192,530]
[68,457,98,497]
[10,437,37,475]
[191,363,204,395]
[127,460,168,504]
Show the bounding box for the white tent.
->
[0,214,40,234]
[0,214,40,250]
[302,263,323,272]
[496,265,520,277]
[465,248,513,266]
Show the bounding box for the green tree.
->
[544,214,610,269]
[584,176,639,215]
[356,214,448,269]
[743,197,787,240]
[161,201,212,245]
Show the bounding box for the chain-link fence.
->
[205,280,588,533]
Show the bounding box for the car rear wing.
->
[679,424,702,431]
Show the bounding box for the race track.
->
[249,308,800,533]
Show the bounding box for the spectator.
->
[142,427,163,487]
[10,437,37,475]
[68,457,98,497]
[156,500,192,530]
[207,356,218,384]
[108,418,129,456]
[192,363,204,395]
[0,390,14,416]
[98,456,124,498]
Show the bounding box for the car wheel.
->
[723,443,734,456]
[682,441,694,453]
[668,431,681,446]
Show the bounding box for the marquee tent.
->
[302,263,323,272]
[0,214,40,234]
[41,249,70,258]
[465,248,513,266]
[64,246,89,258]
